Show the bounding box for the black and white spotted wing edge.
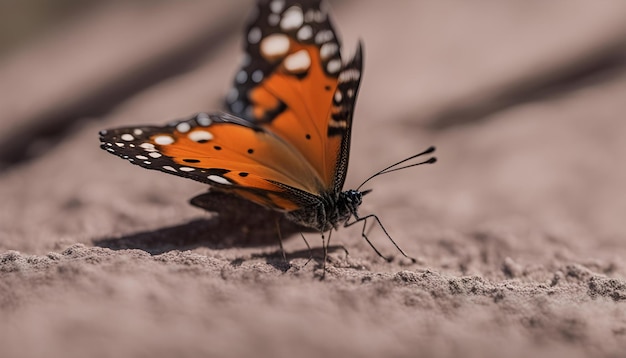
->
[98,113,255,188]
[330,42,364,193]
[226,0,342,120]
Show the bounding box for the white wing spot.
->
[248,27,262,44]
[135,155,148,160]
[284,49,311,74]
[327,59,342,74]
[268,13,280,26]
[176,122,191,133]
[315,30,333,44]
[208,175,232,185]
[329,118,348,129]
[148,152,162,158]
[115,142,125,147]
[280,6,304,31]
[235,70,248,84]
[305,10,315,22]
[133,129,143,135]
[270,0,285,13]
[316,11,327,22]
[334,91,343,103]
[320,42,338,60]
[140,143,155,150]
[143,161,151,165]
[154,135,175,145]
[197,113,212,126]
[260,34,290,60]
[188,130,213,142]
[121,134,134,141]
[251,70,264,83]
[180,167,195,172]
[347,89,355,98]
[339,69,361,82]
[305,9,326,23]
[297,25,313,41]
[163,166,177,172]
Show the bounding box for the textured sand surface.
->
[2,1,626,357]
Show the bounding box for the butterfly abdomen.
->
[285,189,363,232]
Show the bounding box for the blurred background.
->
[2,2,626,357]
[2,0,626,166]
[0,0,626,255]
[1,0,626,252]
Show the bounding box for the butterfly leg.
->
[345,214,417,263]
[274,218,288,264]
[299,232,314,268]
[327,229,350,259]
[345,216,390,262]
[319,231,328,279]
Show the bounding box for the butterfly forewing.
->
[227,0,361,192]
[99,113,323,211]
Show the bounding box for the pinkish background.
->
[2,1,626,357]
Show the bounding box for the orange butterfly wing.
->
[100,0,364,226]
[99,113,322,211]
[227,0,363,193]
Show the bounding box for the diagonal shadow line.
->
[0,5,242,171]
[93,191,314,255]
[426,48,626,130]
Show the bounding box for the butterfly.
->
[99,0,436,261]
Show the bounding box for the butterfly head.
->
[339,188,365,213]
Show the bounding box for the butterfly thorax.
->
[285,189,363,232]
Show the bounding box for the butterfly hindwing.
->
[99,113,324,211]
[226,0,362,192]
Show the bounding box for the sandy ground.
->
[2,1,626,357]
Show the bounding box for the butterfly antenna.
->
[356,146,437,191]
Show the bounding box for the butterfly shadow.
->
[93,191,316,256]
